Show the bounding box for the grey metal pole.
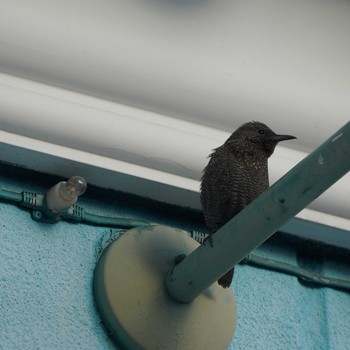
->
[165,121,350,303]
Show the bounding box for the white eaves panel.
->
[0,1,349,243]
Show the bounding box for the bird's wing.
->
[201,149,244,232]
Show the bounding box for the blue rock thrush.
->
[200,121,296,288]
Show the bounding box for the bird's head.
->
[226,121,296,157]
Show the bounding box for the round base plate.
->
[94,225,236,350]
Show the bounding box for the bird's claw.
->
[203,234,214,248]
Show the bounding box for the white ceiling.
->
[0,1,349,235]
[0,0,349,151]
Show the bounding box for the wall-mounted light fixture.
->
[93,122,350,349]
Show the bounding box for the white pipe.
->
[0,73,349,225]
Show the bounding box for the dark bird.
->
[200,121,296,288]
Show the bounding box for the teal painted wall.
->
[0,163,349,350]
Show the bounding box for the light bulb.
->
[59,176,87,200]
[46,176,87,213]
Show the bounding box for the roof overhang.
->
[0,1,349,247]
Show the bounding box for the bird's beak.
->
[274,134,297,142]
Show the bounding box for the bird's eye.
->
[258,129,265,135]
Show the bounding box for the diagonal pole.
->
[165,121,350,303]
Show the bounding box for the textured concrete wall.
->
[0,163,349,350]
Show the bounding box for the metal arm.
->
[166,121,350,303]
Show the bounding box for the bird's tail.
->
[218,268,234,288]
